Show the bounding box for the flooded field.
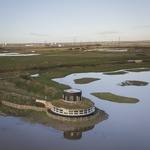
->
[0,53,40,57]
[0,68,150,150]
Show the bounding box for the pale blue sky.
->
[0,0,150,43]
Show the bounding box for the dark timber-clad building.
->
[63,89,82,102]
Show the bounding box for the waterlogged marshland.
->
[0,20,149,149]
[52,69,150,149]
[0,69,150,150]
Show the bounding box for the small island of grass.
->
[126,68,150,72]
[103,71,127,75]
[118,80,148,86]
[92,92,139,103]
[74,78,100,84]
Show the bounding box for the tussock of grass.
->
[74,78,100,84]
[118,80,148,86]
[92,92,139,103]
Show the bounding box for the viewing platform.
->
[51,89,95,117]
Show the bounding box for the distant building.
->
[25,44,33,47]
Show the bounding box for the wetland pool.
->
[0,69,150,150]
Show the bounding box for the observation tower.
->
[51,89,95,116]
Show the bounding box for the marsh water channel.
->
[1,69,150,150]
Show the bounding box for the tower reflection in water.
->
[48,89,108,140]
[64,125,94,140]
[51,108,108,140]
[21,108,108,140]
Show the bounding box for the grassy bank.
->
[0,104,32,116]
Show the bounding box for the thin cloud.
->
[30,33,49,37]
[95,31,120,36]
[143,25,150,28]
[64,36,82,39]
[65,35,83,39]
[133,25,150,28]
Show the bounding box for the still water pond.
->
[1,69,150,150]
